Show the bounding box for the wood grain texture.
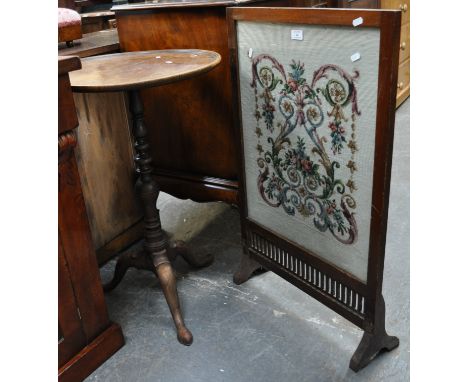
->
[81,11,115,34]
[59,139,110,340]
[58,55,124,381]
[59,76,80,135]
[59,323,124,382]
[59,32,142,262]
[58,236,86,367]
[70,50,221,92]
[113,0,275,10]
[73,91,142,251]
[116,7,237,185]
[58,29,120,58]
[113,0,326,203]
[59,23,83,44]
[381,0,409,106]
[396,57,409,107]
[59,0,76,9]
[59,55,82,76]
[96,220,144,266]
[330,0,380,8]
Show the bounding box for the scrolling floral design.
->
[251,54,361,245]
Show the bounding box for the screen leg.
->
[350,294,399,372]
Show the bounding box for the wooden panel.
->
[228,7,401,370]
[58,55,124,381]
[58,323,124,382]
[58,75,79,135]
[381,0,409,106]
[399,21,409,63]
[58,237,86,368]
[81,11,115,34]
[59,23,83,44]
[58,29,120,58]
[396,57,409,107]
[59,143,110,341]
[381,0,409,24]
[59,0,76,9]
[333,0,379,8]
[73,92,142,252]
[59,32,142,261]
[116,8,238,180]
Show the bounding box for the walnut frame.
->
[227,7,401,371]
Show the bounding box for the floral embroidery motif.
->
[251,54,361,245]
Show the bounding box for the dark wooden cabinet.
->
[329,0,379,7]
[59,32,143,266]
[58,56,124,382]
[112,0,327,206]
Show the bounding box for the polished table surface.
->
[69,49,221,92]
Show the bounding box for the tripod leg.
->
[129,89,193,345]
[154,261,193,345]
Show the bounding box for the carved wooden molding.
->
[59,131,77,157]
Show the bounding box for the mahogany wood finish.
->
[112,0,324,205]
[58,29,119,58]
[59,0,77,10]
[329,0,379,8]
[72,91,142,264]
[81,11,116,33]
[381,0,410,107]
[58,55,124,382]
[59,24,83,46]
[70,50,221,345]
[228,7,401,371]
[114,4,238,204]
[59,34,142,266]
[70,50,222,92]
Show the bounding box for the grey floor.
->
[88,99,409,382]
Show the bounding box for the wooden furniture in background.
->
[112,0,326,206]
[58,29,119,57]
[59,31,143,266]
[81,10,116,33]
[58,55,124,382]
[381,0,409,106]
[58,8,83,47]
[59,0,77,9]
[330,0,410,106]
[69,50,221,345]
[329,0,379,8]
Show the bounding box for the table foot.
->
[103,249,193,345]
[154,262,193,346]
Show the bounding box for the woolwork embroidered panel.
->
[237,22,381,282]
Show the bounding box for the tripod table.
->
[69,49,221,345]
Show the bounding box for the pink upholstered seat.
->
[58,7,82,44]
[58,8,81,28]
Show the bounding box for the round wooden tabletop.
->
[69,49,222,93]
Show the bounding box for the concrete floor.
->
[88,99,409,382]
